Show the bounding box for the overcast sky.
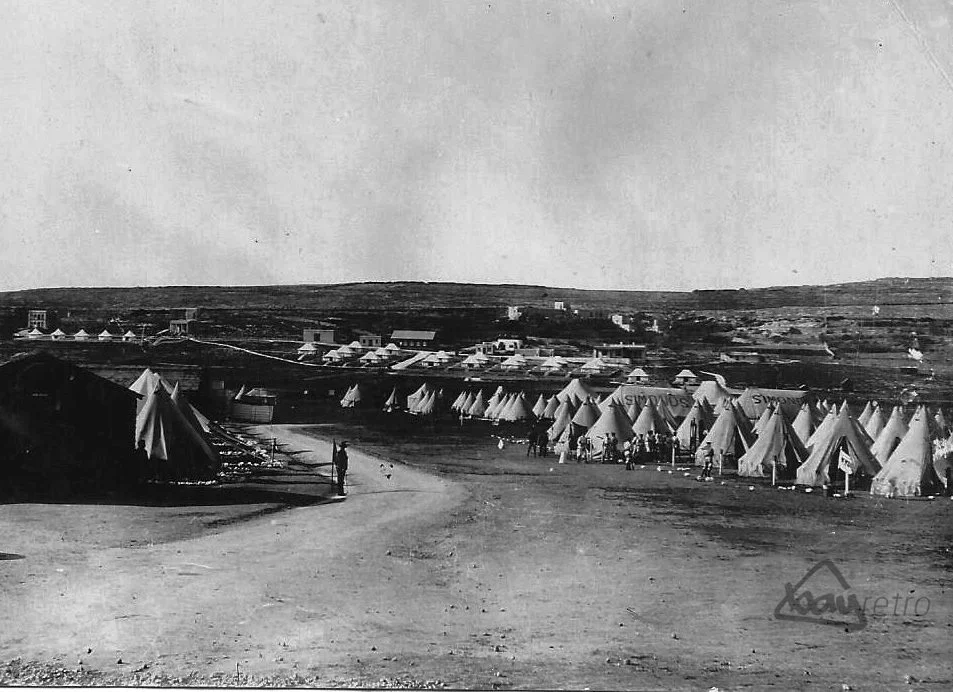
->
[2,0,953,292]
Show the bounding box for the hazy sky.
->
[2,0,953,292]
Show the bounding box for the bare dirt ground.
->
[2,421,952,689]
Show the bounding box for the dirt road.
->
[2,423,951,688]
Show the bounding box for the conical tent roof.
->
[135,383,219,480]
[598,391,622,415]
[674,399,714,450]
[407,383,430,410]
[857,401,874,427]
[556,378,594,404]
[752,405,774,436]
[413,390,438,416]
[806,409,837,449]
[499,392,533,422]
[384,387,400,411]
[863,406,886,440]
[694,401,753,466]
[487,392,511,420]
[541,396,560,419]
[170,384,218,460]
[459,391,476,414]
[585,403,634,455]
[467,390,487,417]
[340,383,363,407]
[450,390,467,411]
[73,328,90,339]
[129,368,176,413]
[625,399,641,422]
[792,403,815,445]
[871,406,909,465]
[871,407,943,497]
[547,401,575,441]
[532,394,547,418]
[738,407,808,479]
[485,390,504,418]
[631,401,670,436]
[795,407,880,487]
[571,398,602,429]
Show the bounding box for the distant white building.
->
[554,300,570,312]
[507,306,522,321]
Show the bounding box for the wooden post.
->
[845,468,851,497]
[772,461,777,487]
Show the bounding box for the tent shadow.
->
[0,552,26,561]
[0,473,337,508]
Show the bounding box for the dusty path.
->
[2,423,951,688]
[0,424,465,681]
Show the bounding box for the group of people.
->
[526,427,550,457]
[562,429,679,467]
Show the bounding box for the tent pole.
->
[845,468,850,497]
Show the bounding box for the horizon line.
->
[0,274,952,296]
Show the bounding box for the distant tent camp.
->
[123,330,138,342]
[674,399,714,451]
[870,406,909,465]
[499,392,533,422]
[340,384,363,408]
[694,401,753,468]
[487,392,512,420]
[547,399,576,441]
[135,383,219,480]
[863,405,886,441]
[467,390,488,418]
[541,396,560,419]
[791,403,815,446]
[585,403,634,457]
[412,390,438,416]
[795,407,880,487]
[383,387,400,413]
[50,328,66,340]
[871,407,945,498]
[459,391,476,414]
[570,397,602,430]
[531,394,547,418]
[407,383,432,411]
[28,327,44,339]
[738,405,808,480]
[450,390,467,411]
[98,329,114,342]
[73,328,90,341]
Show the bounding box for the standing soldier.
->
[335,441,350,495]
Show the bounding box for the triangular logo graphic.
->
[774,560,867,631]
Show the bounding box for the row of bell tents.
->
[338,377,953,497]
